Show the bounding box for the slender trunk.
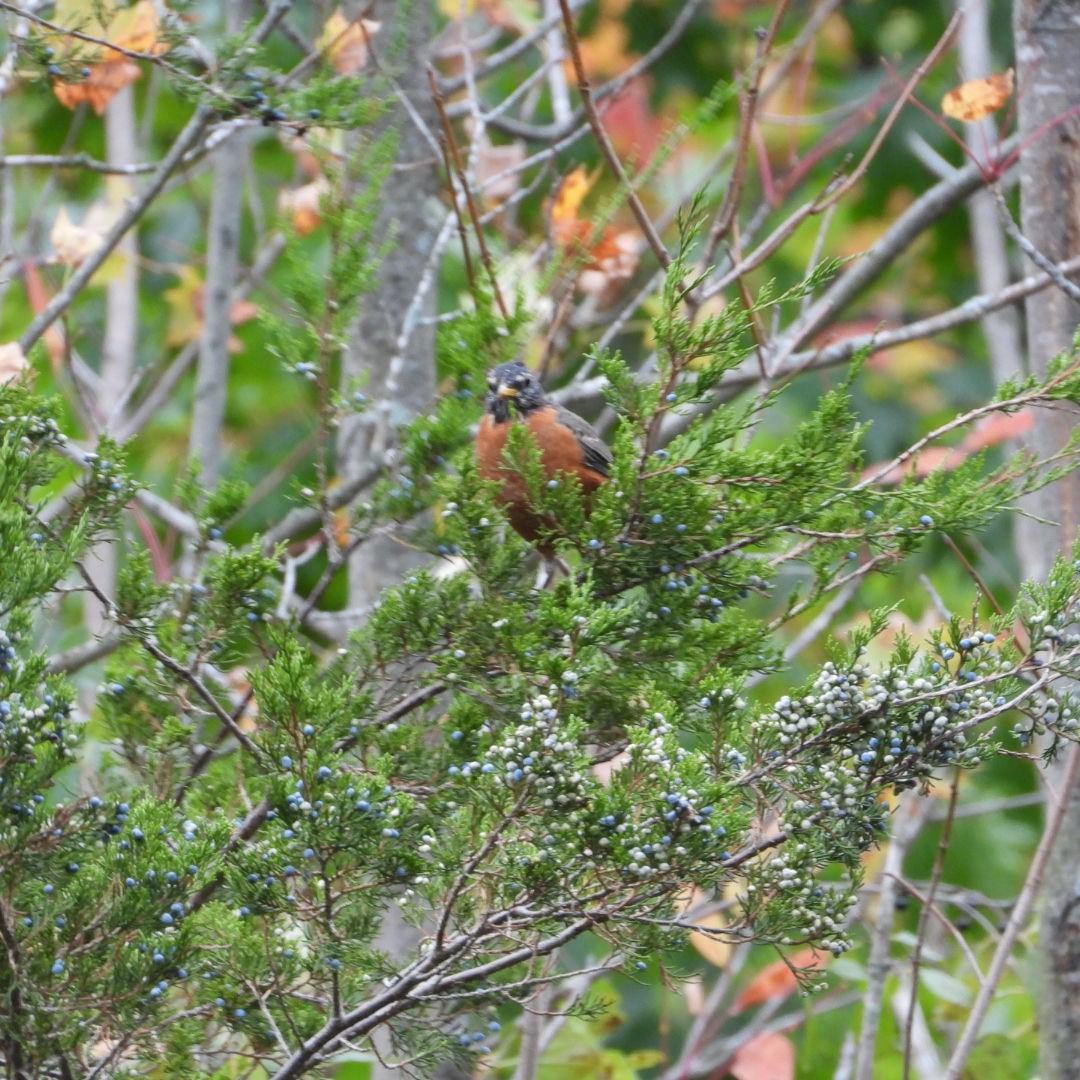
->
[957,0,1022,383]
[189,1,251,490]
[339,0,441,621]
[1013,2,1080,1077]
[336,4,459,1076]
[86,85,139,637]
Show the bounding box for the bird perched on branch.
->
[475,361,611,568]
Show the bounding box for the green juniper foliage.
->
[3,222,1080,1076]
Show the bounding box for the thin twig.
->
[72,559,262,759]
[902,773,959,1080]
[557,0,670,270]
[701,2,792,272]
[45,629,124,675]
[816,11,962,211]
[854,793,933,1080]
[943,743,1080,1078]
[17,0,294,353]
[993,185,1080,303]
[428,66,509,320]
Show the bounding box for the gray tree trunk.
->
[189,0,251,490]
[337,5,459,1077]
[85,85,139,638]
[339,0,441,618]
[1013,1,1080,1077]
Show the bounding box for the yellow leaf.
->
[317,9,380,75]
[52,0,114,58]
[164,266,258,351]
[569,16,633,79]
[163,265,203,348]
[942,68,1014,122]
[550,165,597,230]
[50,201,127,282]
[108,0,169,54]
[675,885,735,969]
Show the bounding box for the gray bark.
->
[85,85,139,638]
[338,0,441,618]
[1013,1,1080,1077]
[957,0,1023,383]
[189,1,251,490]
[337,4,453,1077]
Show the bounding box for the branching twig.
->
[943,743,1080,1078]
[557,0,670,270]
[17,0,294,353]
[428,66,509,320]
[994,185,1080,304]
[902,773,959,1080]
[700,2,792,273]
[854,793,933,1080]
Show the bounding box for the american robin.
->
[476,361,612,559]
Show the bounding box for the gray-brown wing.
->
[553,403,613,477]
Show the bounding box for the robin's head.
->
[485,361,547,423]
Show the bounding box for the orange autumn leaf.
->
[331,506,351,550]
[549,166,640,300]
[733,948,827,1011]
[727,1031,796,1080]
[53,57,141,113]
[579,229,641,306]
[942,68,1014,122]
[317,9,380,75]
[52,0,169,114]
[550,165,597,232]
[278,176,331,235]
[550,166,608,258]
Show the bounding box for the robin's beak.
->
[496,383,519,399]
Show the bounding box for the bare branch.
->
[557,0,670,270]
[944,744,1080,1078]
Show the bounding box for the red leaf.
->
[601,77,664,165]
[733,948,825,1011]
[863,409,1034,484]
[20,261,65,370]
